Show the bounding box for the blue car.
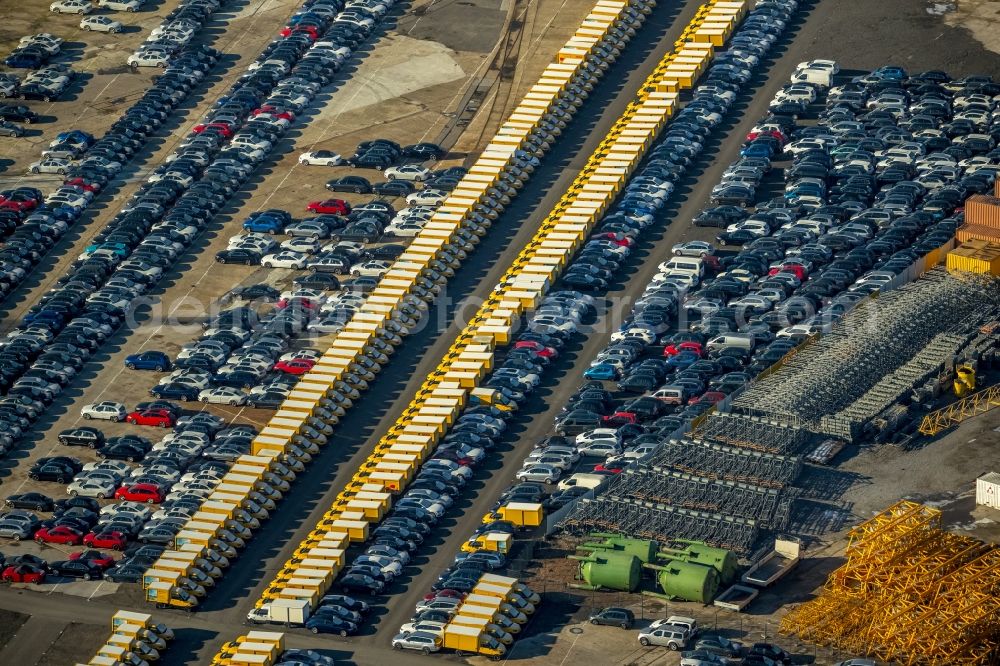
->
[5,53,43,69]
[56,130,95,148]
[584,363,618,380]
[242,216,286,234]
[86,242,129,257]
[740,142,774,158]
[125,351,171,372]
[665,350,699,370]
[148,383,199,401]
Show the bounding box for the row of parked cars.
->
[4,33,64,69]
[128,0,222,69]
[0,0,403,459]
[0,404,305,584]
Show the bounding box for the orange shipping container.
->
[964,195,1000,229]
[956,223,1000,244]
[995,179,1000,198]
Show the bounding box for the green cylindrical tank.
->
[570,552,642,592]
[649,560,719,603]
[582,533,658,563]
[661,541,738,584]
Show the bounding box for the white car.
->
[577,441,622,457]
[672,240,714,257]
[515,464,562,484]
[350,260,390,277]
[299,150,343,166]
[51,0,92,13]
[384,222,423,237]
[261,251,308,269]
[81,401,127,421]
[99,0,144,10]
[198,387,248,406]
[280,237,320,254]
[83,460,130,475]
[28,158,70,175]
[67,478,116,499]
[398,621,446,638]
[406,188,448,205]
[127,51,169,68]
[384,165,431,182]
[80,15,123,32]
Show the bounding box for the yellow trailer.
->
[481,502,544,527]
[442,623,507,661]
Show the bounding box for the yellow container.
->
[946,242,1000,275]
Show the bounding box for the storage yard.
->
[0,0,999,664]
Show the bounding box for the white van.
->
[706,333,755,353]
[556,473,607,492]
[657,257,705,278]
[790,69,832,88]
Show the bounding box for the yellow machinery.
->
[780,501,1000,665]
[954,363,976,397]
[919,385,1000,436]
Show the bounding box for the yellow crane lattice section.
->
[918,384,1000,435]
[780,501,1000,665]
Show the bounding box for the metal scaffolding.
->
[733,270,1000,436]
[562,496,760,554]
[918,384,1000,435]
[780,501,1000,665]
[648,437,803,488]
[603,466,792,527]
[696,412,811,454]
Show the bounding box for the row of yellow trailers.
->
[439,574,542,660]
[76,611,174,666]
[145,0,654,614]
[249,0,746,617]
[210,631,286,666]
[247,0,744,621]
[243,0,662,611]
[145,448,300,609]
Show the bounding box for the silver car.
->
[391,630,441,654]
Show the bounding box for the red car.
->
[767,264,807,280]
[280,25,319,39]
[126,408,176,428]
[2,564,46,584]
[276,297,317,310]
[688,391,726,406]
[593,462,625,474]
[514,340,557,358]
[34,526,84,546]
[70,550,115,569]
[595,232,635,247]
[274,359,316,375]
[192,122,235,137]
[423,589,466,601]
[745,129,787,144]
[83,530,127,551]
[63,177,100,193]
[252,106,294,120]
[114,483,164,504]
[663,341,703,357]
[0,197,35,212]
[306,199,351,215]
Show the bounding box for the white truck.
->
[245,599,310,626]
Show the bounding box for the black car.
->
[327,176,372,193]
[589,607,634,629]
[104,563,145,583]
[215,248,261,265]
[0,105,38,123]
[5,492,54,512]
[372,180,415,197]
[54,496,100,513]
[98,442,146,463]
[58,427,105,449]
[363,243,407,260]
[747,643,791,664]
[50,559,103,580]
[403,142,446,159]
[293,272,341,290]
[339,572,384,595]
